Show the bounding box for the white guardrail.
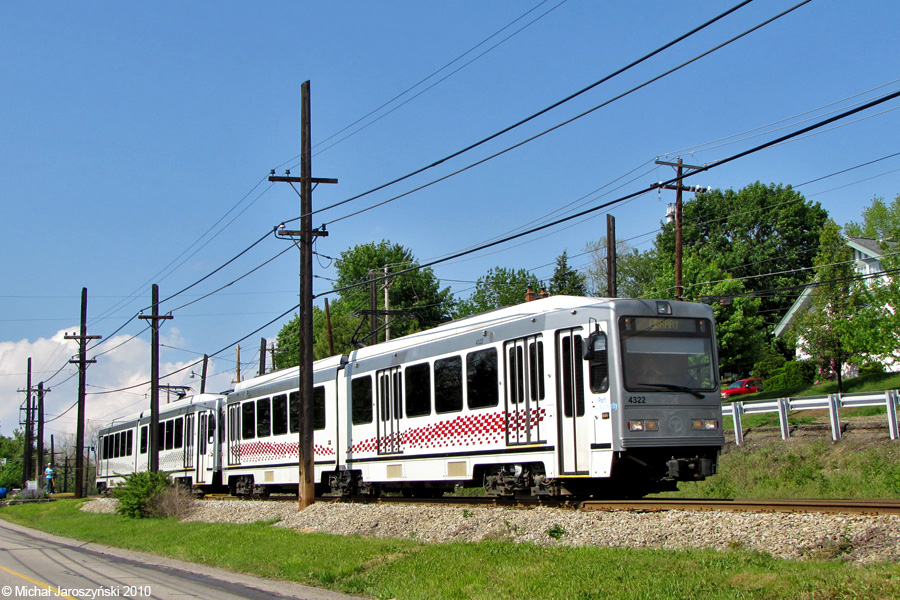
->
[722,390,900,445]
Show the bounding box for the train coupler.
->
[666,456,716,480]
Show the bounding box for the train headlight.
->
[692,419,719,431]
[628,420,658,432]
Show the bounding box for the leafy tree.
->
[653,182,829,320]
[790,220,865,392]
[0,431,25,489]
[454,267,542,318]
[275,241,454,366]
[844,195,900,241]
[549,251,587,296]
[583,238,656,298]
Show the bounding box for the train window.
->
[289,391,300,434]
[434,356,463,414]
[405,363,431,418]
[208,412,217,443]
[467,348,499,409]
[119,431,127,457]
[529,340,545,401]
[588,331,609,393]
[257,397,271,438]
[241,402,256,439]
[165,420,175,451]
[174,417,184,449]
[560,334,586,418]
[140,426,148,454]
[351,376,373,425]
[199,415,207,454]
[272,394,288,436]
[126,430,133,456]
[112,433,119,458]
[313,386,326,431]
[158,423,165,451]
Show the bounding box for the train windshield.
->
[619,316,716,393]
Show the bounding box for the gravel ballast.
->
[82,497,900,565]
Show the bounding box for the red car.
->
[721,378,761,399]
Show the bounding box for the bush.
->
[859,361,885,375]
[111,471,174,518]
[764,360,816,392]
[752,346,787,382]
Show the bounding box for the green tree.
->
[654,182,829,319]
[844,194,900,241]
[454,267,542,318]
[275,241,454,366]
[790,220,864,392]
[549,251,587,296]
[584,238,657,298]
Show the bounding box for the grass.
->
[2,499,900,600]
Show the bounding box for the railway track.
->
[200,493,900,515]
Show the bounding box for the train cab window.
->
[241,401,256,439]
[289,392,300,434]
[586,331,609,393]
[126,430,133,455]
[140,426,148,454]
[313,386,326,430]
[272,394,288,436]
[174,417,184,449]
[467,348,499,409]
[434,356,463,414]
[351,376,373,425]
[257,397,271,438]
[405,363,431,418]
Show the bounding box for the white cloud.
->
[1,329,222,442]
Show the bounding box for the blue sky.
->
[2,0,898,441]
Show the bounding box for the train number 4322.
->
[627,396,647,404]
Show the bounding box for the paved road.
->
[0,519,363,600]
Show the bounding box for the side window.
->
[272,394,288,436]
[351,376,373,425]
[126,429,133,456]
[405,363,431,418]
[174,417,184,449]
[164,419,174,451]
[588,331,610,393]
[140,425,148,454]
[434,356,463,414]
[313,386,326,431]
[529,340,546,401]
[199,415,207,454]
[467,348,499,409]
[289,391,300,434]
[257,397,271,438]
[241,401,256,439]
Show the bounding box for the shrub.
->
[111,471,173,518]
[859,361,885,375]
[764,360,816,392]
[752,346,787,382]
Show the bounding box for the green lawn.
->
[1,499,899,600]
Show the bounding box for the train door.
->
[503,335,545,445]
[556,328,589,474]
[184,413,195,474]
[376,366,402,454]
[227,403,241,466]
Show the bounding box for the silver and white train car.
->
[222,296,724,498]
[96,393,226,494]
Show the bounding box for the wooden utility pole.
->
[21,358,33,485]
[138,284,170,473]
[655,159,705,300]
[269,80,337,510]
[36,381,46,482]
[66,288,101,497]
[258,337,267,377]
[235,345,242,383]
[324,298,335,356]
[200,354,209,394]
[606,215,617,298]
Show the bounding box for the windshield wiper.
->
[633,382,705,399]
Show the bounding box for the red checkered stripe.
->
[238,440,336,463]
[346,407,545,455]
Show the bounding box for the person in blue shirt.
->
[44,463,55,494]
